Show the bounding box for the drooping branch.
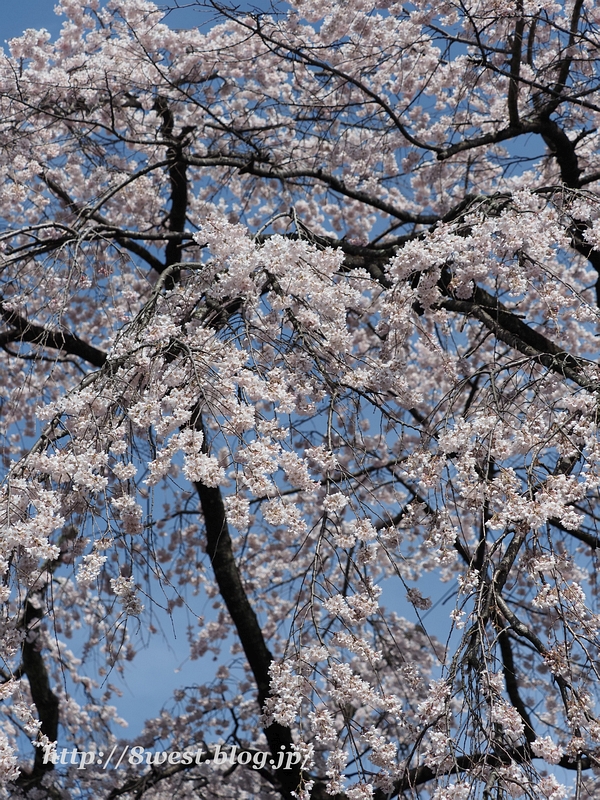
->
[496,627,536,744]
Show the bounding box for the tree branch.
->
[507,6,525,127]
[378,744,590,800]
[189,410,300,799]
[187,155,438,225]
[0,300,107,368]
[154,97,190,284]
[16,599,59,785]
[438,291,596,392]
[40,174,166,275]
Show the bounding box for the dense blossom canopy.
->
[1,0,600,798]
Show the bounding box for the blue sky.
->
[1,2,216,44]
[3,1,75,42]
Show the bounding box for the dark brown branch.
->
[16,599,59,784]
[494,596,549,659]
[40,174,165,275]
[112,233,166,275]
[189,409,300,799]
[187,155,438,226]
[549,517,600,550]
[154,97,190,284]
[491,529,528,598]
[539,117,581,188]
[437,122,540,161]
[376,744,590,800]
[580,170,600,186]
[507,7,525,127]
[0,300,107,368]
[438,293,596,392]
[194,481,301,798]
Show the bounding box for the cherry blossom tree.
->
[1,0,600,797]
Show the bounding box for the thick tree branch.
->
[193,480,301,798]
[154,97,190,283]
[549,517,600,549]
[377,744,590,800]
[437,122,540,161]
[16,599,59,785]
[438,292,596,392]
[0,300,107,368]
[188,410,300,799]
[539,116,581,188]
